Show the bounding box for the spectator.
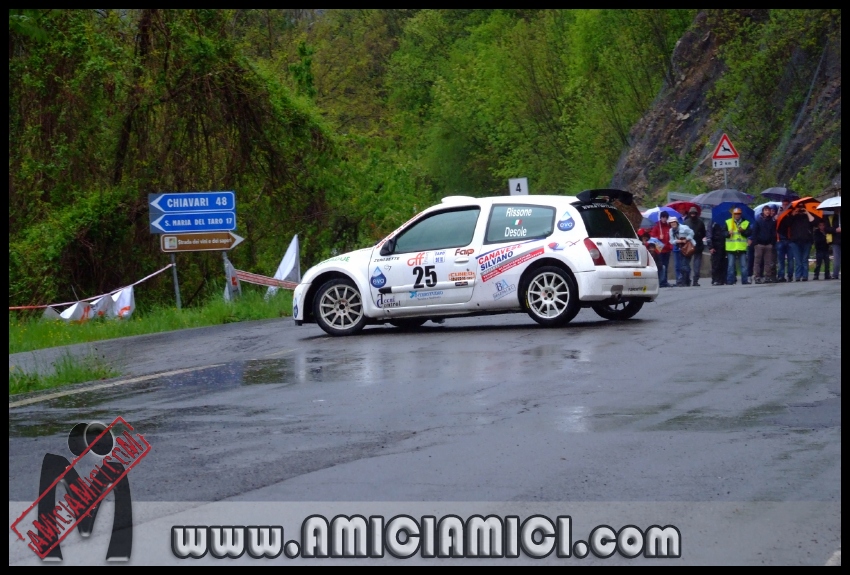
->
[669,218,696,287]
[826,206,841,279]
[768,205,779,279]
[751,204,777,283]
[725,208,752,285]
[709,221,727,285]
[812,220,831,280]
[683,207,706,286]
[775,199,793,282]
[778,204,815,281]
[650,212,674,287]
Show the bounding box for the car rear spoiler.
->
[575,189,634,205]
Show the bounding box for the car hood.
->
[302,247,374,283]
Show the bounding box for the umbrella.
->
[817,196,841,210]
[753,201,782,215]
[639,216,653,230]
[760,186,800,202]
[693,188,755,207]
[667,201,701,216]
[775,197,824,231]
[643,206,683,224]
[711,202,755,226]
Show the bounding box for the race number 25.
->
[413,265,437,289]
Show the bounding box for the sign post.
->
[711,134,740,188]
[170,253,182,310]
[149,191,239,309]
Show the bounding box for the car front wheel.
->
[591,300,644,320]
[313,278,367,336]
[522,266,579,327]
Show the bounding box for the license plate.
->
[616,249,638,262]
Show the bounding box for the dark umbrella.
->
[693,188,754,207]
[760,186,799,202]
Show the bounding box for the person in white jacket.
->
[669,219,697,287]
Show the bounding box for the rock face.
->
[610,11,841,203]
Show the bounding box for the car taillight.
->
[584,238,606,266]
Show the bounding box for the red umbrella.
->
[775,196,824,231]
[667,201,701,216]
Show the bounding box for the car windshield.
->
[573,202,637,239]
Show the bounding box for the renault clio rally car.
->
[293,189,659,336]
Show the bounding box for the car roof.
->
[438,195,580,209]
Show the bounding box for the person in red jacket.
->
[650,211,674,287]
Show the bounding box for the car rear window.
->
[573,202,637,239]
[486,204,555,244]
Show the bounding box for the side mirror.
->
[380,238,396,256]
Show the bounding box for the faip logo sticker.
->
[10,417,150,561]
[557,211,575,232]
[371,268,388,288]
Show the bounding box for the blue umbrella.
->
[643,206,683,224]
[711,202,755,226]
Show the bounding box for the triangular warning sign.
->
[712,133,739,159]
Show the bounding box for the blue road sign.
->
[150,212,236,233]
[149,191,235,213]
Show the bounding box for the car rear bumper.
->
[574,268,659,301]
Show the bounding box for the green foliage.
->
[9,286,293,355]
[8,9,841,312]
[9,352,118,395]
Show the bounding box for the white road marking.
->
[263,347,298,358]
[8,365,223,408]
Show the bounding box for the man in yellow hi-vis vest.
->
[725,208,752,285]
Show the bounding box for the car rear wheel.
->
[313,278,367,336]
[388,318,428,330]
[591,300,644,321]
[522,266,579,327]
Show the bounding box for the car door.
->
[369,207,481,310]
[472,203,556,306]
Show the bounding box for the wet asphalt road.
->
[8,280,841,564]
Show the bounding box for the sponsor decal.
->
[435,250,446,264]
[481,247,545,282]
[321,255,351,264]
[609,241,624,247]
[408,290,444,301]
[407,252,431,266]
[448,271,475,281]
[455,281,469,287]
[547,242,564,251]
[370,267,388,288]
[374,256,400,262]
[492,279,517,300]
[455,248,475,256]
[376,294,400,308]
[627,286,648,293]
[577,202,615,210]
[293,300,299,317]
[384,265,392,271]
[557,210,576,232]
[477,243,526,271]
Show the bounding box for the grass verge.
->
[9,288,293,355]
[9,353,119,395]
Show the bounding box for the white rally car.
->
[293,189,658,336]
